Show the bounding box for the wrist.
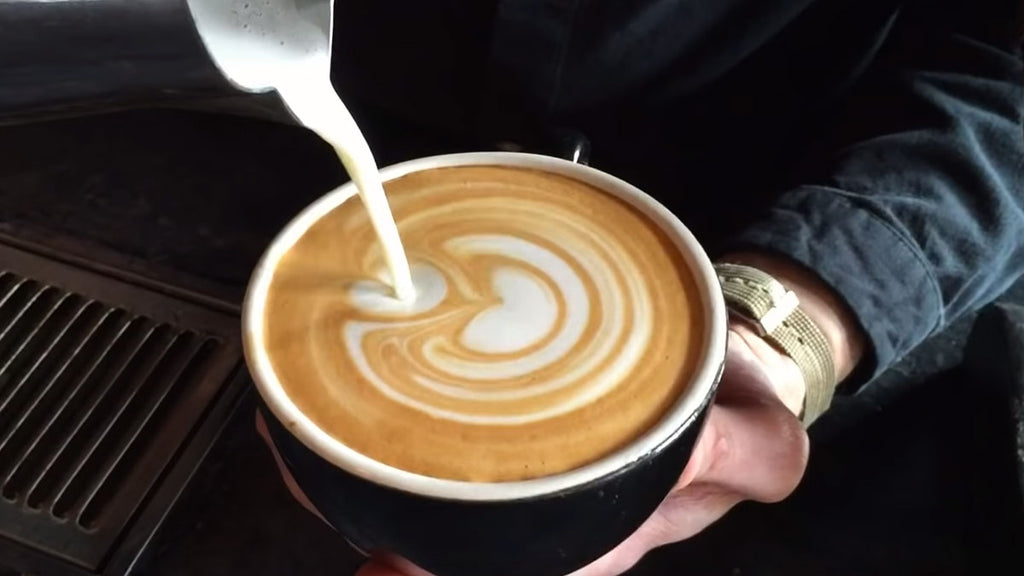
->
[718,251,866,383]
[728,319,806,415]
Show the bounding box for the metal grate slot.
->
[0,293,91,473]
[77,337,219,530]
[0,275,34,317]
[0,299,104,454]
[0,272,18,300]
[0,238,246,576]
[48,322,178,521]
[1,307,129,503]
[0,293,86,438]
[0,283,61,384]
[19,316,154,512]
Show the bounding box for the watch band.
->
[714,263,836,426]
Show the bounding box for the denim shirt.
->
[332,0,1024,384]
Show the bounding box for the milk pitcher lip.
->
[243,152,728,502]
[185,0,334,93]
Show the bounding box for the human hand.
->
[258,251,863,576]
[351,322,810,576]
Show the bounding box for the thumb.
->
[690,400,807,502]
[677,329,809,496]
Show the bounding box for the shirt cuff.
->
[725,185,944,384]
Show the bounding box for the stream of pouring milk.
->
[182,0,414,301]
[276,76,416,303]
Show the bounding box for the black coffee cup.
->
[243,152,728,576]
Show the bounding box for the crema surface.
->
[263,166,704,481]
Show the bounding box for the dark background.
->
[0,106,1022,576]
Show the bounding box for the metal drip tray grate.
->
[0,236,247,576]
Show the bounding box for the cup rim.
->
[242,151,728,502]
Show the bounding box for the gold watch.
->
[714,262,836,426]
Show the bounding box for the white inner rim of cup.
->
[243,152,728,501]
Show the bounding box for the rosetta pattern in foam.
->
[341,193,655,425]
[265,166,699,481]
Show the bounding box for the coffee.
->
[262,165,704,482]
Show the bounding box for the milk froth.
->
[263,166,703,481]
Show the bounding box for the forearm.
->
[726,3,1023,383]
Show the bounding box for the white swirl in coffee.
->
[263,166,703,482]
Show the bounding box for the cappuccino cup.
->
[243,152,727,576]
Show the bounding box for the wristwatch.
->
[714,262,836,426]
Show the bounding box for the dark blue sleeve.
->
[732,4,1024,382]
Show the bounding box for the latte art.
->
[344,202,654,426]
[264,166,703,481]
